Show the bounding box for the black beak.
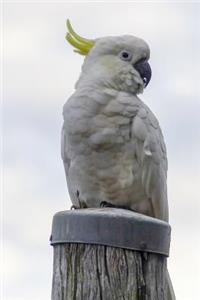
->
[134,61,152,87]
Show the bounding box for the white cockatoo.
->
[61,20,175,299]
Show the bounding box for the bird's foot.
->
[70,201,87,210]
[100,201,135,212]
[100,201,117,208]
[70,204,79,210]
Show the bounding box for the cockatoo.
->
[61,20,176,299]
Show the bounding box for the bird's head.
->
[66,20,152,95]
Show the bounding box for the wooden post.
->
[50,208,171,300]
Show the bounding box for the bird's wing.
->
[61,93,77,204]
[61,113,80,207]
[61,93,80,176]
[132,106,169,221]
[61,124,71,175]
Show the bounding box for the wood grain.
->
[51,243,167,300]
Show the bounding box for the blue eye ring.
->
[119,50,132,61]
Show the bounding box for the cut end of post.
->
[50,208,171,256]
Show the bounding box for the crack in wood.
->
[52,244,167,300]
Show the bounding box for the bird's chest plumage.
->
[64,90,139,150]
[62,89,153,208]
[64,91,138,162]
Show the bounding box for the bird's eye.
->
[119,50,132,61]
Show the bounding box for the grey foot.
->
[100,201,117,208]
[70,204,79,210]
[100,201,135,212]
[70,202,88,210]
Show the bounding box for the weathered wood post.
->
[50,208,171,300]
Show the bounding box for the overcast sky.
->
[2,2,200,300]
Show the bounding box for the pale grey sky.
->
[2,2,200,300]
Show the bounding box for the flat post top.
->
[50,208,171,256]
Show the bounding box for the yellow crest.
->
[66,20,95,55]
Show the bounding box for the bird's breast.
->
[64,90,140,150]
[63,90,152,206]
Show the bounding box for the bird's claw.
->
[70,204,79,210]
[100,201,136,212]
[100,201,117,208]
